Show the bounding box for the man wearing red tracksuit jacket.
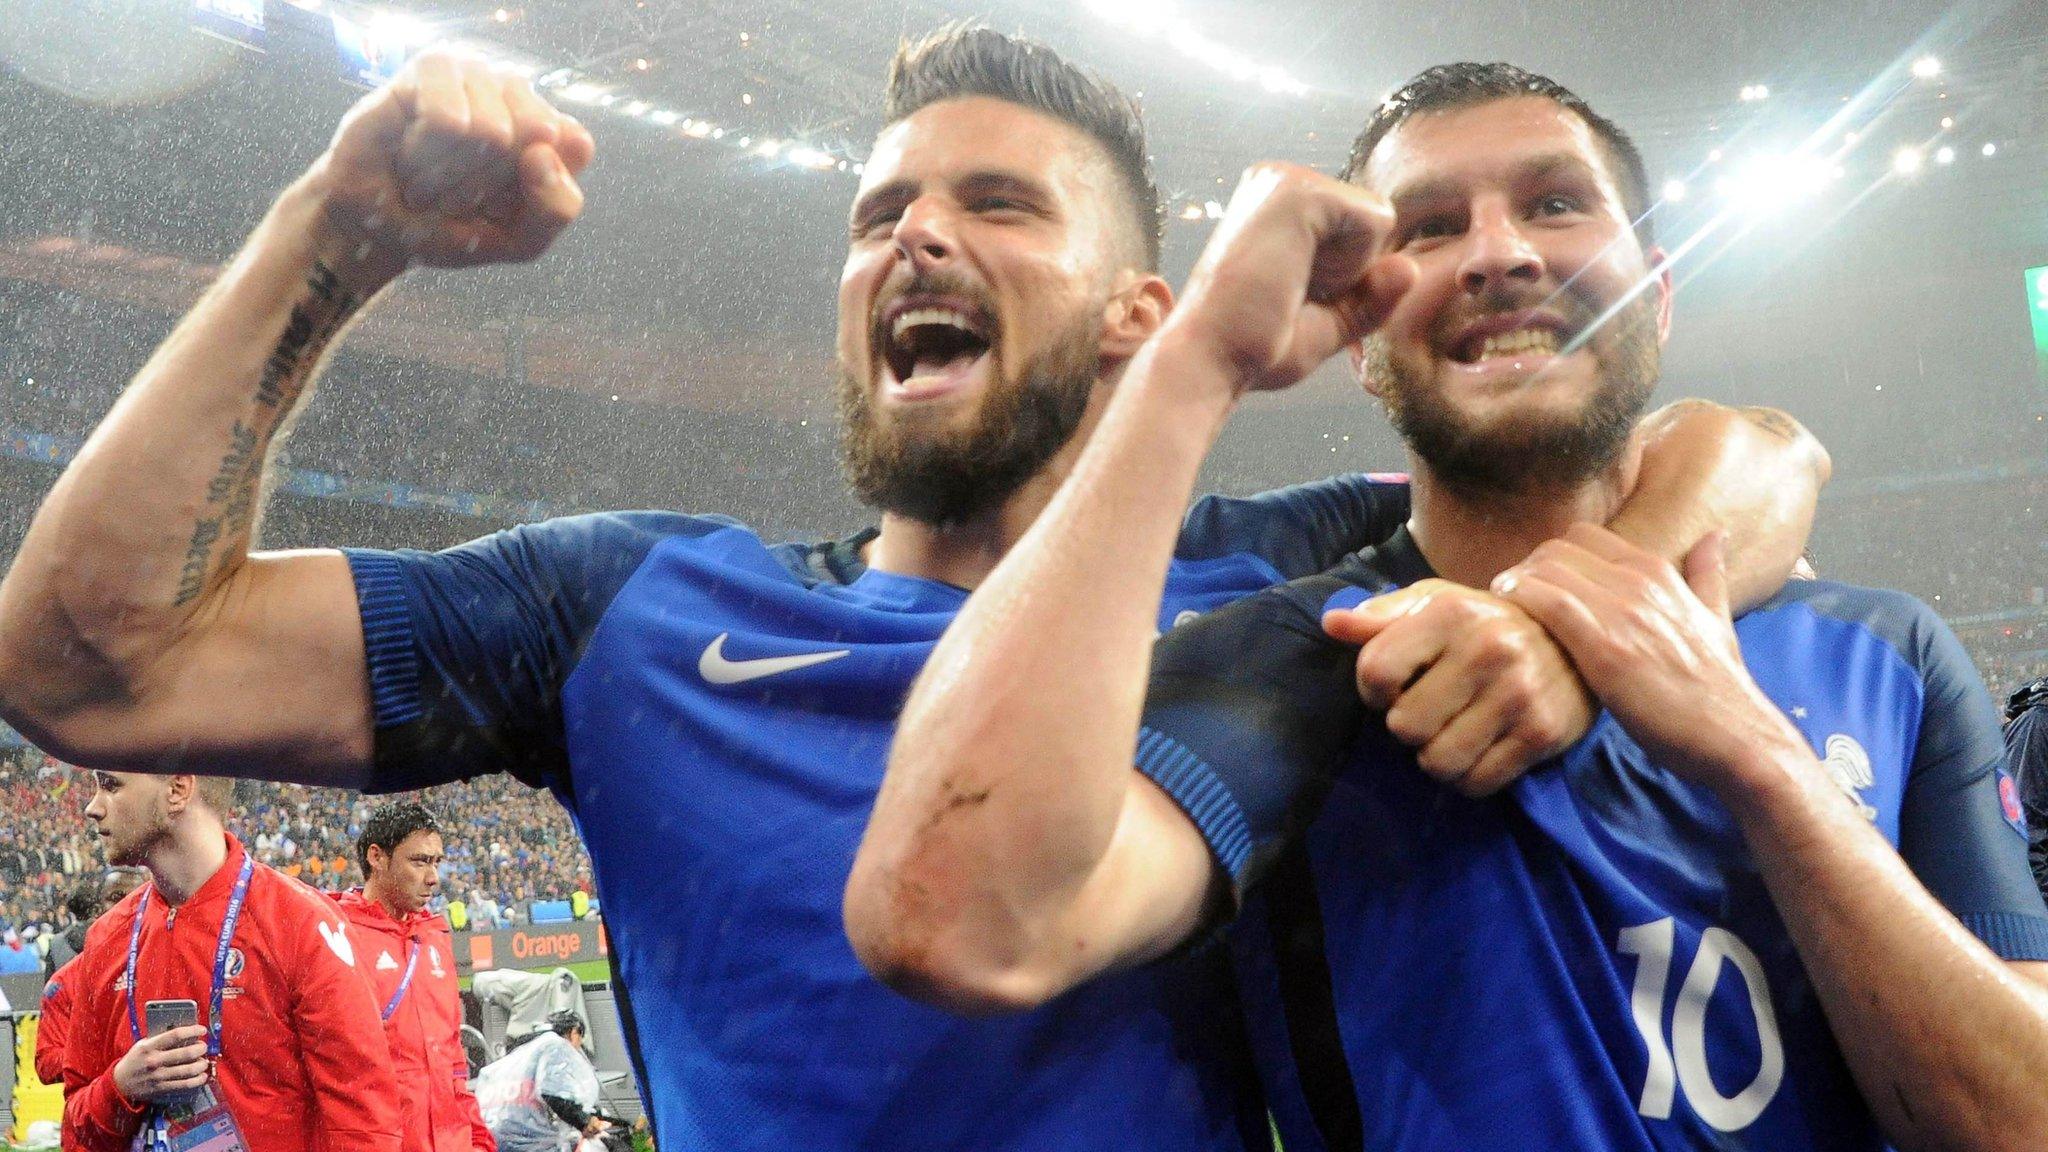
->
[39,869,150,1086]
[37,957,78,1087]
[62,771,400,1152]
[341,801,495,1152]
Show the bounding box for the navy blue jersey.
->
[1136,528,2048,1152]
[342,474,1409,1152]
[2006,679,2048,897]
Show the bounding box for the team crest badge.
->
[1997,766,2028,837]
[1822,734,1878,822]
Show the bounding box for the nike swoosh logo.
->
[698,633,850,685]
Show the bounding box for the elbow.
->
[843,859,1068,1016]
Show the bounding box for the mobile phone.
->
[144,998,199,1038]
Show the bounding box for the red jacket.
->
[62,834,401,1152]
[337,889,496,1152]
[36,955,77,1085]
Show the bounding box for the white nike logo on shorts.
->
[698,633,850,685]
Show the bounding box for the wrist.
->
[278,164,410,298]
[1706,726,1840,834]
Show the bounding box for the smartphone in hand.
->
[144,998,199,1038]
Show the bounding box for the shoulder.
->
[1179,474,1410,574]
[1746,580,1959,667]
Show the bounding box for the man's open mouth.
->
[882,304,993,385]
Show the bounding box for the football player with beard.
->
[853,62,2048,1151]
[5,28,1818,1152]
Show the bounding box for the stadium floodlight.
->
[1661,179,1687,203]
[1911,56,1941,79]
[1892,147,1924,175]
[1738,84,1770,102]
[1982,142,1997,157]
[1934,146,1955,165]
[1719,153,1835,216]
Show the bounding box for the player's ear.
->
[162,774,197,816]
[1100,270,1173,359]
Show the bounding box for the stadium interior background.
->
[0,0,2045,1110]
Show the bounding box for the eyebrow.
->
[1387,151,1605,211]
[849,170,1056,226]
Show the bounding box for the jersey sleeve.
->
[342,511,720,792]
[1179,474,1410,580]
[1133,576,1367,904]
[2008,704,2048,898]
[1895,605,2048,961]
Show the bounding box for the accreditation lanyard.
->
[124,853,255,1057]
[381,940,420,1021]
[125,854,253,1152]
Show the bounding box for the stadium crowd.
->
[0,744,592,951]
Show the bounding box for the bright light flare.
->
[1911,56,1941,79]
[1661,179,1687,203]
[1892,146,1924,175]
[1718,153,1837,216]
[1934,146,1955,165]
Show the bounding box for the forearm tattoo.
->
[174,262,361,606]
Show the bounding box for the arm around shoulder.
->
[1607,400,1829,612]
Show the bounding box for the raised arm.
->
[0,54,591,785]
[845,164,1415,1012]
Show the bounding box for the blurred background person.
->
[32,866,146,1087]
[340,800,496,1152]
[476,1011,619,1152]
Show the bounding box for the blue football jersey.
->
[342,475,1409,1151]
[1136,528,2048,1152]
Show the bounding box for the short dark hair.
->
[884,23,1162,270]
[1340,62,1655,249]
[357,800,441,874]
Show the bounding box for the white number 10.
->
[1616,917,1785,1132]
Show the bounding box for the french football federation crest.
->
[1822,734,1877,821]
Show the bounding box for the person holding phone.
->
[60,771,400,1152]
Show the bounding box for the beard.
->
[100,809,170,868]
[1365,290,1661,499]
[838,296,1101,528]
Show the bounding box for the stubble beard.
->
[1366,291,1661,500]
[837,305,1102,529]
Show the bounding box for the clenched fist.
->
[307,51,596,288]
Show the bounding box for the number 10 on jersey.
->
[1617,918,1786,1132]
